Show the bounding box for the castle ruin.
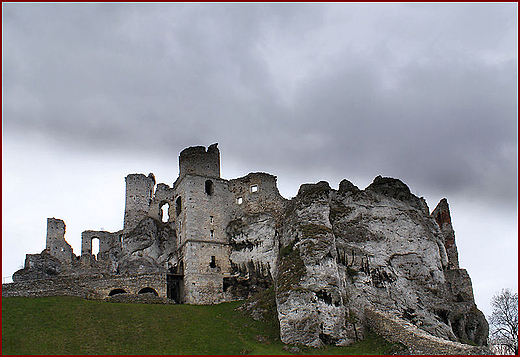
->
[3,143,490,353]
[7,144,285,304]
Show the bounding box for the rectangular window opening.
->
[210,216,214,224]
[236,197,243,205]
[210,230,214,238]
[250,185,258,193]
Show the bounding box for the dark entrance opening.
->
[138,287,158,296]
[205,180,214,195]
[176,197,182,216]
[167,274,183,303]
[108,288,127,296]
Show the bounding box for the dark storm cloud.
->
[3,3,517,205]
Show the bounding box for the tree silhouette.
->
[489,289,518,355]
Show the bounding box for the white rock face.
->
[228,212,278,278]
[274,177,488,348]
[224,212,278,299]
[276,182,351,347]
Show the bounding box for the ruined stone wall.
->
[81,230,121,256]
[173,172,233,304]
[229,172,287,219]
[365,308,489,355]
[178,143,220,181]
[2,273,167,300]
[181,241,230,304]
[81,230,122,274]
[46,218,74,264]
[124,173,155,232]
[175,175,232,247]
[149,183,175,223]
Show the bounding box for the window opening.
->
[250,185,258,193]
[210,216,214,224]
[210,230,214,238]
[176,197,182,216]
[138,287,158,296]
[92,237,100,258]
[236,197,243,205]
[205,180,214,195]
[108,289,126,296]
[161,202,170,223]
[210,256,216,268]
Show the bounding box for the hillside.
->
[1,296,402,355]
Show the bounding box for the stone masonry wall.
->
[175,175,232,247]
[365,307,489,354]
[229,172,287,219]
[124,173,155,232]
[46,218,74,264]
[2,273,167,300]
[178,143,220,180]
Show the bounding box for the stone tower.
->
[178,143,220,180]
[46,218,74,264]
[123,173,156,232]
[173,143,232,304]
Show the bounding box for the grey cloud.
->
[3,3,517,207]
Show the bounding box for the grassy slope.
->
[2,296,400,355]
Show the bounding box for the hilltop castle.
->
[4,144,489,353]
[8,143,285,304]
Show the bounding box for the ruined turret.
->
[123,173,156,232]
[178,143,220,180]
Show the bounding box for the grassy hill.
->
[2,296,402,355]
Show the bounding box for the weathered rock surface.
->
[274,176,488,350]
[12,250,64,281]
[276,181,350,347]
[119,217,177,275]
[225,212,277,299]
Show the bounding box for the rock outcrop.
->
[273,176,488,350]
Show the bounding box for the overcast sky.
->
[2,3,517,318]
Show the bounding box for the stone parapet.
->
[365,307,490,355]
[2,273,167,300]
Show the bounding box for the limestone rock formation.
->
[119,217,177,275]
[273,176,488,349]
[225,212,278,300]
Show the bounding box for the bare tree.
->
[489,289,518,355]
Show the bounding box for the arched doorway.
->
[108,288,127,296]
[160,202,170,223]
[92,237,100,258]
[138,287,158,296]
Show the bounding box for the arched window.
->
[108,289,127,296]
[138,287,158,296]
[205,180,214,195]
[92,237,100,258]
[161,202,170,223]
[176,197,182,216]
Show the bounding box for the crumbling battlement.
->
[178,143,220,181]
[46,218,74,264]
[124,173,156,232]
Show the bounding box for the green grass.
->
[2,296,401,355]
